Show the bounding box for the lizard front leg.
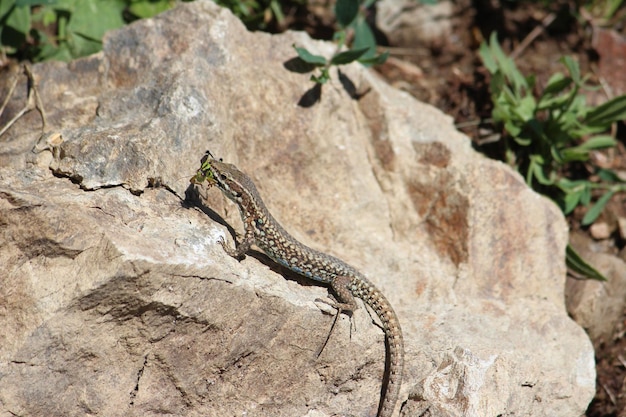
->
[219,213,256,259]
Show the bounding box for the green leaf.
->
[1,1,31,34]
[330,47,369,65]
[488,33,509,75]
[540,73,572,99]
[526,73,536,90]
[511,134,531,146]
[597,168,624,183]
[560,148,589,163]
[556,177,585,190]
[67,32,104,58]
[269,0,285,23]
[580,185,591,206]
[36,40,73,62]
[293,45,327,66]
[310,67,330,84]
[485,32,528,93]
[582,190,615,225]
[16,0,56,5]
[560,136,616,163]
[526,155,542,183]
[584,94,626,128]
[128,0,174,19]
[513,95,537,121]
[538,86,580,111]
[351,15,376,61]
[561,56,581,84]
[478,39,497,74]
[566,244,607,281]
[575,135,617,150]
[529,154,554,185]
[504,121,523,139]
[557,178,588,214]
[562,190,583,214]
[358,50,389,66]
[489,71,505,97]
[335,0,359,28]
[68,0,125,41]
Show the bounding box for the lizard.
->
[190,151,404,417]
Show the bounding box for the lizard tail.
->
[375,294,404,417]
[350,278,404,417]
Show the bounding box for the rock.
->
[376,0,457,47]
[589,221,611,240]
[567,231,626,343]
[0,1,595,417]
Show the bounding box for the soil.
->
[592,324,626,417]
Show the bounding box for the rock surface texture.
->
[0,2,595,417]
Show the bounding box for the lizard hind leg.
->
[218,225,255,259]
[314,304,342,358]
[326,274,360,313]
[314,275,359,357]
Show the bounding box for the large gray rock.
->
[0,1,594,416]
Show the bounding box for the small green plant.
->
[293,0,388,84]
[0,0,186,62]
[479,32,626,280]
[214,0,305,30]
[584,0,626,21]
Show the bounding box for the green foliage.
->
[584,0,625,20]
[128,0,178,19]
[213,0,306,30]
[0,0,185,62]
[293,0,388,85]
[480,32,626,280]
[190,156,215,185]
[566,244,607,281]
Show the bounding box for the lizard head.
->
[190,151,254,204]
